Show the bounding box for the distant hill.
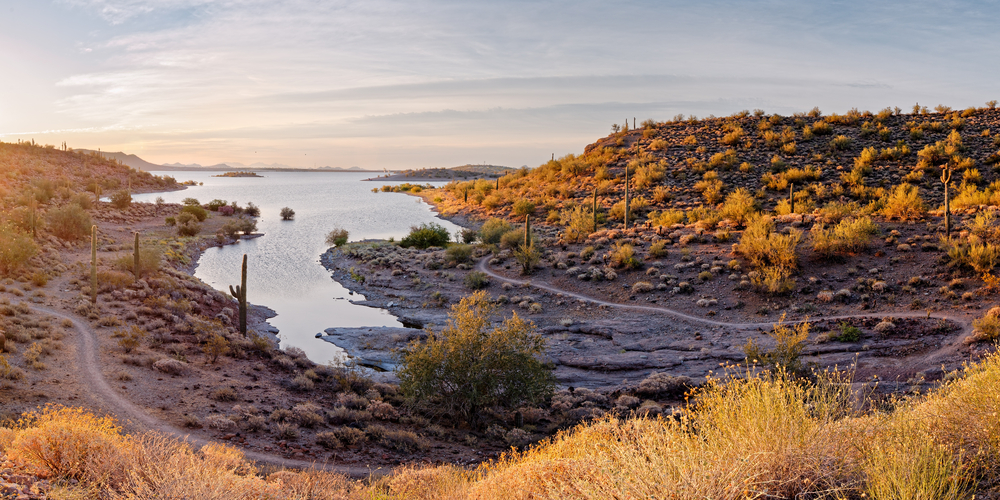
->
[371,164,514,181]
[75,149,167,171]
[451,164,515,176]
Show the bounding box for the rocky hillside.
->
[433,104,1000,224]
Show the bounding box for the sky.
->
[1,0,999,170]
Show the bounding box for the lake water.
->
[133,171,461,365]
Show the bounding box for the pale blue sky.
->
[1,0,998,169]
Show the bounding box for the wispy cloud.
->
[11,0,1000,168]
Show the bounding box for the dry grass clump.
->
[5,349,1000,499]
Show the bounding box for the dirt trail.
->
[475,257,975,369]
[21,301,383,479]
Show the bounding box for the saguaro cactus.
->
[789,183,795,214]
[524,215,531,249]
[90,225,97,305]
[941,165,953,239]
[592,187,599,232]
[229,254,248,337]
[624,164,630,230]
[133,232,140,280]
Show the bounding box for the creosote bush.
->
[810,216,879,258]
[46,204,92,240]
[479,218,512,245]
[398,291,554,426]
[400,222,450,249]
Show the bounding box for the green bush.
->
[180,205,209,222]
[445,244,473,264]
[512,200,536,217]
[458,228,478,244]
[236,217,257,235]
[513,244,540,275]
[182,198,201,206]
[500,228,531,249]
[176,212,196,225]
[833,322,862,342]
[46,204,92,240]
[464,271,489,290]
[609,243,641,270]
[480,218,513,245]
[326,227,349,247]
[206,199,228,211]
[649,240,668,258]
[109,190,131,209]
[0,223,37,276]
[165,217,176,226]
[398,291,554,426]
[116,248,162,277]
[561,205,596,243]
[177,222,201,237]
[648,209,685,228]
[401,222,450,249]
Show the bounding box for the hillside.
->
[3,103,1000,499]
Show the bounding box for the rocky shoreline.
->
[313,209,980,394]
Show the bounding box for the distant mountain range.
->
[74,150,375,172]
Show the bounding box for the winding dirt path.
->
[21,302,383,479]
[475,257,975,367]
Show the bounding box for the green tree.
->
[398,291,554,426]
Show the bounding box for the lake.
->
[133,171,462,365]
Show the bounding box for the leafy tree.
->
[280,207,295,220]
[398,291,554,426]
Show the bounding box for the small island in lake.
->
[213,170,263,177]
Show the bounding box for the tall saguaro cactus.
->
[789,183,795,214]
[524,215,531,249]
[90,225,97,305]
[941,165,953,239]
[592,187,599,233]
[133,232,140,281]
[229,254,248,337]
[624,164,630,230]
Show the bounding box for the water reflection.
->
[133,171,460,365]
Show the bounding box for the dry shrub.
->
[153,358,189,376]
[881,183,927,221]
[970,306,1000,342]
[608,243,640,270]
[737,215,801,271]
[810,216,879,258]
[472,371,858,499]
[8,405,132,486]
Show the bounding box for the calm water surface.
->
[133,171,460,365]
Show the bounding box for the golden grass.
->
[4,351,1000,499]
